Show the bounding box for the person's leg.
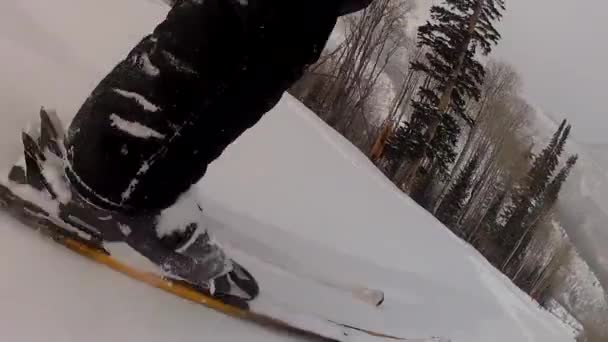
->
[66,0,342,214]
[66,0,248,212]
[60,0,373,290]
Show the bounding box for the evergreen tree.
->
[409,165,437,209]
[481,186,506,236]
[509,155,577,263]
[438,154,480,231]
[500,121,573,272]
[526,120,566,202]
[540,154,578,214]
[390,0,506,189]
[429,113,461,179]
[502,120,569,234]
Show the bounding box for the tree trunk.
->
[434,122,481,212]
[501,206,549,272]
[370,49,423,161]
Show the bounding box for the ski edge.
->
[62,238,343,341]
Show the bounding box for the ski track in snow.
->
[0,0,576,341]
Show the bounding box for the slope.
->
[526,109,608,325]
[0,0,575,341]
[198,96,575,342]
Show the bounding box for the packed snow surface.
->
[0,0,575,341]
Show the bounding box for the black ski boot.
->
[8,109,259,304]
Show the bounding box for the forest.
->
[289,0,599,339]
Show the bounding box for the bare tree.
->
[396,0,506,191]
[434,60,522,212]
[449,96,530,236]
[530,241,572,300]
[370,44,424,162]
[291,0,415,150]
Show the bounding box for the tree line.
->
[290,0,579,312]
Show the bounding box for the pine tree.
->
[500,121,573,272]
[512,155,577,257]
[502,120,569,234]
[391,0,506,189]
[540,154,578,216]
[429,113,461,179]
[526,120,566,201]
[481,187,506,236]
[437,154,480,231]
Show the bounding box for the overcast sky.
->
[415,0,608,144]
[495,0,608,144]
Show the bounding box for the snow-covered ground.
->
[0,0,575,341]
[545,299,584,340]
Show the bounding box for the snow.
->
[155,190,202,238]
[5,179,59,217]
[118,223,132,236]
[0,0,576,341]
[109,113,166,140]
[351,287,385,307]
[197,98,575,342]
[161,50,197,75]
[136,52,161,77]
[139,161,151,174]
[113,88,161,112]
[0,226,293,342]
[106,242,164,274]
[545,299,584,339]
[41,151,72,203]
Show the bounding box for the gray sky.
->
[494,0,608,144]
[415,0,608,144]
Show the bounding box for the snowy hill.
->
[0,0,575,341]
[555,251,608,334]
[525,108,608,335]
[409,2,608,332]
[585,144,608,172]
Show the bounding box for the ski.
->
[0,180,338,340]
[0,179,447,342]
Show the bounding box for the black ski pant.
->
[66,0,371,213]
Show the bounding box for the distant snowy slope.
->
[555,251,608,333]
[585,144,608,172]
[404,4,608,331]
[0,0,575,341]
[526,108,608,334]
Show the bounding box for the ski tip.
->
[376,292,385,307]
[352,287,385,308]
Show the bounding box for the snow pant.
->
[65,0,362,213]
